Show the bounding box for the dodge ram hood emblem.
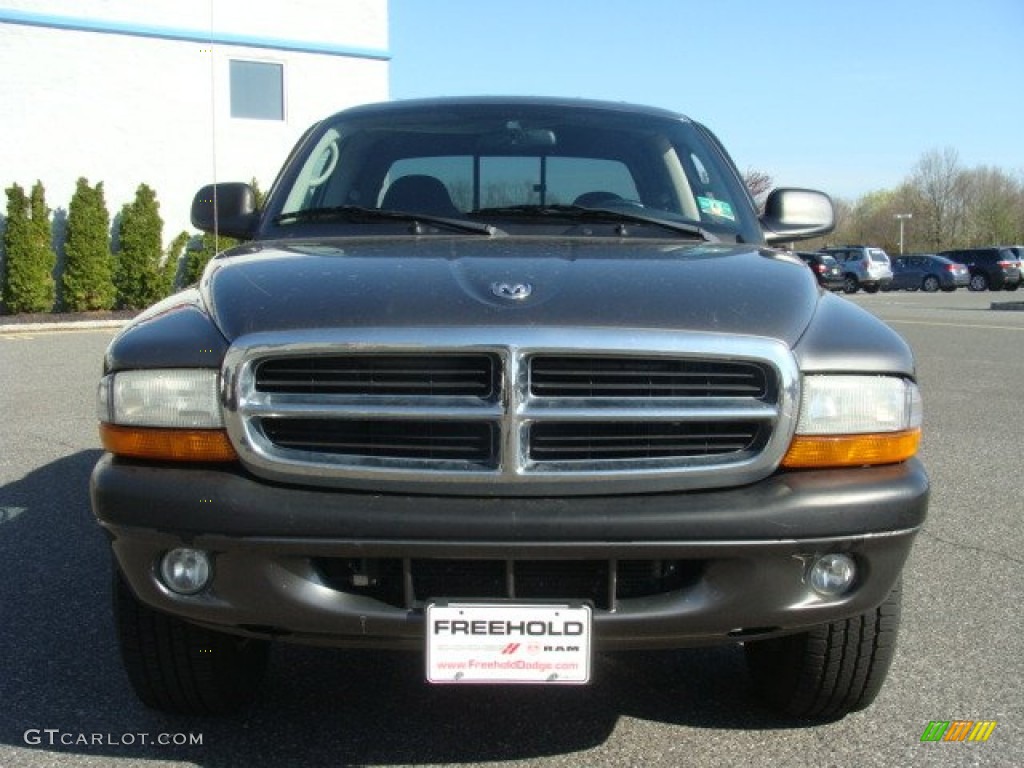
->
[491,281,533,300]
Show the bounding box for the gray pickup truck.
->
[91,97,928,720]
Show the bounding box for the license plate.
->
[425,601,592,684]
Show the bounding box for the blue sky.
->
[389,0,1024,201]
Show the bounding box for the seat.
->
[572,190,624,207]
[380,175,460,217]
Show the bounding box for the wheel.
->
[968,273,988,291]
[863,284,880,294]
[1006,283,1019,292]
[842,275,858,294]
[922,276,940,292]
[745,582,901,720]
[114,568,269,714]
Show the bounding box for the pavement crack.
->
[917,526,1024,567]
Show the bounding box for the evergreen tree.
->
[185,232,237,286]
[250,177,268,210]
[161,231,190,297]
[28,182,57,311]
[62,178,115,311]
[3,181,56,314]
[2,184,30,312]
[115,183,164,309]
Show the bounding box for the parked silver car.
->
[820,245,894,294]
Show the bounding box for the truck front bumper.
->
[92,455,928,650]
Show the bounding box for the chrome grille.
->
[222,328,799,495]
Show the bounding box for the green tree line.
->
[0,178,263,315]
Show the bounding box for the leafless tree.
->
[743,168,773,209]
[960,166,1023,245]
[909,148,968,249]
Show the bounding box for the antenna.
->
[208,0,219,252]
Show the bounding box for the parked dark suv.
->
[939,247,1022,291]
[795,251,844,290]
[1007,246,1024,275]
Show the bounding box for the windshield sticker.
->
[697,196,735,221]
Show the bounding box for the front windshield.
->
[271,103,760,242]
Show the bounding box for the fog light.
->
[809,553,856,596]
[160,548,211,595]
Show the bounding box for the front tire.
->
[842,275,859,294]
[922,276,940,292]
[969,273,989,291]
[745,582,901,720]
[114,569,270,714]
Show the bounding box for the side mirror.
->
[191,183,258,239]
[760,188,835,244]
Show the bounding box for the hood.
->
[201,238,821,345]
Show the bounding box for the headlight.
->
[97,369,236,461]
[782,375,922,468]
[99,369,224,428]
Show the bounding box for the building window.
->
[229,60,284,120]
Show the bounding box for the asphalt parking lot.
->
[0,289,1021,767]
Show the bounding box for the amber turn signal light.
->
[781,429,921,469]
[100,423,237,462]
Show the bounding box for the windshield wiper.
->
[274,205,501,236]
[470,204,716,241]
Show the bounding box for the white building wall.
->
[0,1,389,245]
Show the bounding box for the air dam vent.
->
[315,557,703,611]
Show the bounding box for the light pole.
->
[894,213,912,255]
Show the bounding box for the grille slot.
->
[530,421,762,461]
[255,354,497,398]
[261,418,498,464]
[315,558,701,611]
[531,356,769,398]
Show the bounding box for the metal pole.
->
[894,213,912,255]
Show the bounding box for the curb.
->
[0,320,128,333]
[990,302,1024,312]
